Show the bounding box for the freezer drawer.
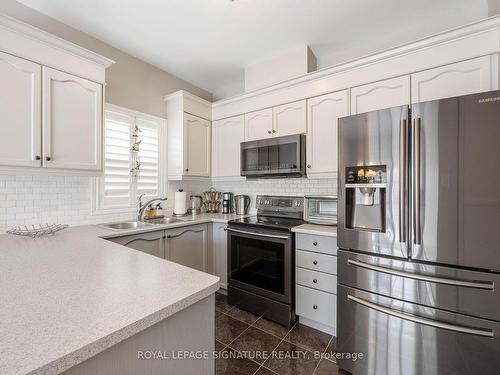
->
[296,267,337,294]
[296,250,337,275]
[337,285,500,375]
[338,250,500,322]
[296,285,336,327]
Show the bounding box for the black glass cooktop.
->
[229,215,305,232]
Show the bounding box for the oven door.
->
[227,226,292,304]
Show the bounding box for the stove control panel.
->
[256,195,304,214]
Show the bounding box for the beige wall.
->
[0,0,212,118]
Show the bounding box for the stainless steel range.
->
[227,195,304,327]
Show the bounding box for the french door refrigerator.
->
[337,90,500,375]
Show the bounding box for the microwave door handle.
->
[399,119,408,246]
[413,117,422,245]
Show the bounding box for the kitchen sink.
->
[146,217,183,225]
[101,221,153,230]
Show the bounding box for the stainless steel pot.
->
[234,195,251,215]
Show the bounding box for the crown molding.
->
[0,13,115,68]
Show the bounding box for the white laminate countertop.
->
[0,213,251,375]
[292,224,338,237]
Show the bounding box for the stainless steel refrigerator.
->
[337,90,500,375]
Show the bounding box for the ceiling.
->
[18,0,489,100]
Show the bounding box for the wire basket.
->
[6,223,69,238]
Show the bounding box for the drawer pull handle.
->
[313,305,318,310]
[313,278,318,283]
[313,241,318,246]
[313,260,318,265]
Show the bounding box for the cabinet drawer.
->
[296,285,336,327]
[296,267,337,294]
[296,233,337,255]
[296,250,337,275]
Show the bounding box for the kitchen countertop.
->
[0,213,250,375]
[292,223,337,237]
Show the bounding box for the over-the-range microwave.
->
[240,134,306,178]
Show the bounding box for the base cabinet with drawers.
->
[295,231,338,335]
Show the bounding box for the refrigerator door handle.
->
[347,258,494,290]
[413,117,422,245]
[399,119,408,245]
[347,294,494,338]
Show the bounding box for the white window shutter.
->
[136,117,161,198]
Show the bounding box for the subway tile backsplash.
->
[0,174,336,230]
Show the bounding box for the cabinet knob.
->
[313,241,318,246]
[268,130,272,134]
[307,164,311,169]
[313,260,318,265]
[272,130,276,133]
[35,155,41,160]
[313,305,318,310]
[313,278,318,283]
[45,156,51,161]
[185,168,189,172]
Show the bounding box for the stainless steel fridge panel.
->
[337,285,500,375]
[338,106,409,259]
[338,250,500,322]
[411,91,500,271]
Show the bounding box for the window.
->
[94,104,165,212]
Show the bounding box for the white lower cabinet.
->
[295,232,337,335]
[108,230,165,258]
[211,222,228,289]
[165,224,208,272]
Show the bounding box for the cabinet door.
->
[42,67,103,171]
[166,224,208,272]
[212,222,228,289]
[244,108,273,141]
[184,113,211,177]
[411,55,498,103]
[351,75,410,114]
[108,231,165,258]
[306,90,348,176]
[273,99,307,137]
[0,52,41,168]
[212,115,244,178]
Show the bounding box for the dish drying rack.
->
[7,223,69,238]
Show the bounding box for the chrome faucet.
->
[137,194,167,221]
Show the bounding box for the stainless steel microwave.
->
[304,195,337,225]
[240,134,306,178]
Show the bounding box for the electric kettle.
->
[234,195,251,215]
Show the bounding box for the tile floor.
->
[215,293,348,375]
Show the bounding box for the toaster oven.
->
[304,195,337,225]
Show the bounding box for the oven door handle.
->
[225,227,289,240]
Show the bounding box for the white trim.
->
[163,89,212,105]
[298,316,335,335]
[92,104,167,216]
[0,13,114,68]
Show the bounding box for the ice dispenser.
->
[345,165,386,232]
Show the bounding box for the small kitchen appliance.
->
[304,195,338,225]
[222,192,234,214]
[234,195,251,215]
[189,195,203,214]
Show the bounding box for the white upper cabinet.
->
[411,55,499,103]
[244,108,272,141]
[212,115,244,179]
[306,90,349,176]
[42,67,103,171]
[273,100,307,137]
[184,113,211,177]
[0,52,41,168]
[350,75,411,114]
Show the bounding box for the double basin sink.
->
[102,217,183,230]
